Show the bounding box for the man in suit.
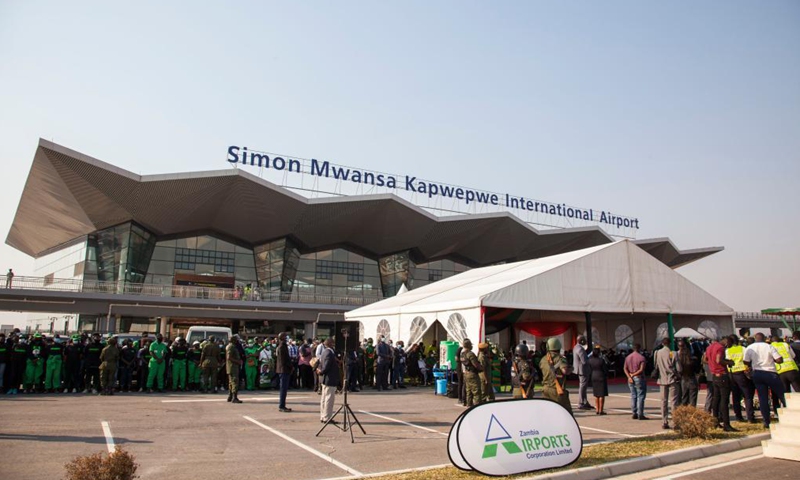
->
[573,335,592,410]
[317,337,339,424]
[654,338,681,429]
[275,332,293,412]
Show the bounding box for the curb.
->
[524,433,771,480]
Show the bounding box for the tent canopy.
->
[673,327,705,339]
[346,241,733,346]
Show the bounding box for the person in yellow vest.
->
[771,334,800,394]
[726,335,756,423]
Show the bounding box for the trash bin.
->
[435,378,448,395]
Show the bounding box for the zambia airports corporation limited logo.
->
[449,399,582,476]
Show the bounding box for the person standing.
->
[44,337,64,393]
[83,333,103,394]
[146,334,167,393]
[171,337,188,391]
[677,340,699,406]
[99,337,119,395]
[242,339,259,391]
[573,335,592,411]
[118,339,136,393]
[540,338,573,414]
[392,341,407,389]
[8,336,28,394]
[624,343,648,420]
[275,332,293,412]
[25,332,47,393]
[771,334,800,394]
[64,336,82,393]
[0,333,8,393]
[477,342,495,402]
[744,333,785,428]
[511,342,533,399]
[5,268,13,288]
[364,339,375,387]
[460,339,482,407]
[137,339,152,392]
[225,336,243,403]
[726,335,756,423]
[588,345,609,415]
[653,338,681,429]
[187,341,202,392]
[199,336,220,393]
[705,336,736,431]
[317,337,338,423]
[375,337,391,392]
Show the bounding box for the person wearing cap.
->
[83,333,103,394]
[541,337,573,414]
[171,337,189,391]
[24,332,47,393]
[146,333,167,393]
[44,335,65,393]
[99,337,119,395]
[199,336,220,393]
[477,342,495,402]
[64,335,82,393]
[459,338,483,407]
[511,342,533,400]
[187,341,202,392]
[244,339,260,391]
[225,336,243,403]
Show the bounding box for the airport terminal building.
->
[4,140,727,346]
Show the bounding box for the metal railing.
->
[2,275,381,307]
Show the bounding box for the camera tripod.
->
[316,330,366,443]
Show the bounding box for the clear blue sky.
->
[1,1,798,316]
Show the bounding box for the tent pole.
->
[642,318,647,349]
[668,312,675,351]
[584,312,593,348]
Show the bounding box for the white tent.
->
[345,240,733,346]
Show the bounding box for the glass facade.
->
[254,238,300,293]
[379,251,415,297]
[145,235,257,287]
[85,223,155,284]
[413,258,468,289]
[295,248,382,299]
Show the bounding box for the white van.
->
[185,326,232,345]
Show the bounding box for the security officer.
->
[726,335,756,423]
[511,342,534,399]
[99,337,119,395]
[187,341,202,391]
[44,336,65,393]
[200,335,220,393]
[540,337,573,415]
[226,336,243,403]
[8,335,29,394]
[171,337,188,391]
[459,338,482,407]
[244,339,260,391]
[477,342,495,402]
[64,335,82,393]
[25,332,47,393]
[772,334,800,394]
[83,333,103,393]
[146,333,167,393]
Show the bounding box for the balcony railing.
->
[2,276,380,307]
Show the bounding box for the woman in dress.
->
[588,344,609,415]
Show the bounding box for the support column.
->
[584,312,593,348]
[667,312,675,350]
[158,317,168,336]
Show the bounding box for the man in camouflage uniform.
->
[226,336,243,404]
[99,337,119,395]
[512,342,534,399]
[460,338,482,407]
[477,342,495,403]
[199,336,220,393]
[540,337,573,415]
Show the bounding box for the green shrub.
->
[64,446,138,480]
[673,405,718,439]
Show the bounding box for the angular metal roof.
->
[6,139,723,268]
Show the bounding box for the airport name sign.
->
[227,145,640,230]
[448,399,582,476]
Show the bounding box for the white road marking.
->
[243,416,363,476]
[101,421,115,453]
[651,453,763,479]
[358,410,449,436]
[609,408,663,418]
[162,396,309,403]
[579,425,640,438]
[317,463,451,480]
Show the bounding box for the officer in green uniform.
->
[540,337,573,415]
[187,341,202,391]
[199,336,220,393]
[477,342,495,403]
[459,338,483,407]
[25,332,47,393]
[44,337,64,393]
[146,333,167,393]
[512,342,534,399]
[171,337,189,391]
[99,337,119,395]
[244,339,260,390]
[226,336,243,403]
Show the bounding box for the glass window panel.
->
[196,236,215,250]
[149,260,174,275]
[442,259,455,271]
[235,254,255,268]
[235,245,251,254]
[316,250,332,260]
[158,239,176,248]
[151,246,174,262]
[175,237,197,249]
[333,249,348,263]
[216,239,235,252]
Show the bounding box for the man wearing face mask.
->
[275,332,293,412]
[573,335,592,410]
[146,333,167,393]
[392,341,407,389]
[375,336,391,391]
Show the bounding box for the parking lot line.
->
[579,425,640,438]
[101,421,115,453]
[162,396,309,403]
[243,415,363,477]
[357,410,449,436]
[609,408,663,418]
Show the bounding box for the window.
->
[174,247,235,273]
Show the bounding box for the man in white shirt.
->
[743,333,785,428]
